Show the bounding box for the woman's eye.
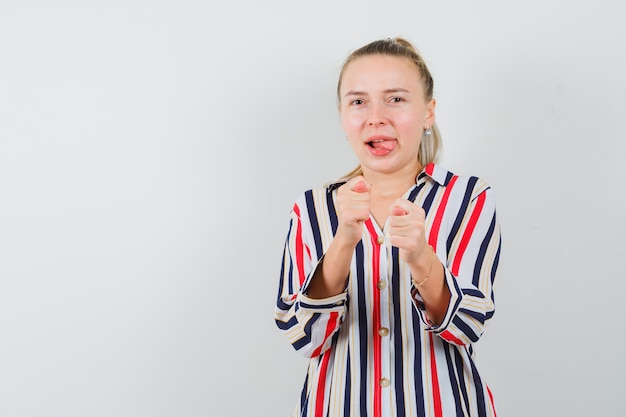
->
[351,99,364,105]
[390,97,404,103]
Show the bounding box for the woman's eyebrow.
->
[344,87,411,98]
[383,87,411,94]
[343,90,367,97]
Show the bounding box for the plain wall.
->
[1,1,625,416]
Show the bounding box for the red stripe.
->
[451,192,486,276]
[428,176,458,248]
[364,219,382,417]
[425,162,435,176]
[293,204,306,286]
[311,312,339,357]
[440,330,465,346]
[314,351,332,417]
[428,333,443,417]
[487,385,497,417]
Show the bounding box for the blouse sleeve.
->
[411,183,501,346]
[274,192,347,358]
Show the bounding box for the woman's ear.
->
[425,98,436,126]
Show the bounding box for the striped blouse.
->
[275,163,502,417]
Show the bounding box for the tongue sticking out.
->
[369,140,396,155]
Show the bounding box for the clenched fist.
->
[334,176,371,248]
[388,199,429,267]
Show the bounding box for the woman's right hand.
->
[308,176,370,299]
[335,176,371,247]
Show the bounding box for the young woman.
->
[275,37,502,417]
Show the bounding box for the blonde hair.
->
[337,37,442,180]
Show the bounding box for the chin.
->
[362,163,398,175]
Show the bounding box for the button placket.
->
[377,230,392,393]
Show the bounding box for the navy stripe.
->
[292,335,311,352]
[344,350,351,416]
[299,368,310,415]
[458,307,486,324]
[421,181,439,216]
[305,191,324,258]
[447,177,477,254]
[326,188,339,235]
[293,313,321,351]
[275,315,299,331]
[448,274,465,314]
[434,275,466,337]
[491,223,501,289]
[275,297,292,312]
[407,182,425,202]
[276,245,291,309]
[412,303,426,417]
[354,241,368,417]
[469,357,487,417]
[300,300,345,309]
[473,209,496,287]
[452,316,479,343]
[285,219,295,295]
[326,180,347,193]
[455,347,471,413]
[288,255,294,296]
[462,288,486,298]
[391,246,406,416]
[443,344,465,416]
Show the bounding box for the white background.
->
[1,1,625,416]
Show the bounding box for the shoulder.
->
[299,177,349,202]
[426,163,493,201]
[291,185,341,215]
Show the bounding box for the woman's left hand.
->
[388,199,429,268]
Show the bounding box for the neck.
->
[362,164,422,200]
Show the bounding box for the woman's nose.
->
[368,104,387,126]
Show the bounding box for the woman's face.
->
[339,54,435,177]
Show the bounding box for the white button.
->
[378,327,389,337]
[377,280,387,290]
[377,235,384,245]
[380,378,390,387]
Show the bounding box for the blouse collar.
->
[326,162,451,192]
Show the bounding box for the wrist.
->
[412,245,435,287]
[334,225,363,248]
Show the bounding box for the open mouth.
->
[367,139,396,152]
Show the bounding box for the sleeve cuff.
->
[297,292,347,312]
[297,254,348,312]
[411,267,464,332]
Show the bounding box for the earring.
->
[424,127,432,136]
